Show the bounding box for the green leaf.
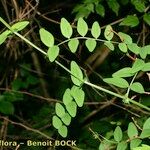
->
[11,21,29,32]
[47,46,59,62]
[133,144,150,150]
[104,25,114,41]
[55,103,66,118]
[130,139,142,149]
[139,46,148,59]
[0,30,11,45]
[131,0,146,12]
[104,41,114,51]
[63,89,73,106]
[39,28,54,47]
[120,15,139,27]
[114,126,123,142]
[66,101,77,117]
[127,122,138,138]
[118,43,127,53]
[85,39,97,52]
[116,141,127,150]
[68,39,79,53]
[95,4,105,17]
[143,13,150,26]
[113,67,134,78]
[118,32,132,44]
[60,18,73,38]
[58,125,68,138]
[61,113,71,126]
[141,63,150,72]
[143,117,150,129]
[140,45,150,59]
[103,77,129,88]
[71,86,85,107]
[52,115,62,129]
[130,82,145,94]
[70,61,83,86]
[140,129,150,139]
[86,3,94,12]
[107,0,120,16]
[99,141,110,150]
[0,101,14,114]
[132,59,145,73]
[77,18,88,36]
[91,21,101,39]
[127,43,140,54]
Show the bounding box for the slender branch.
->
[0,17,150,111]
[0,116,54,140]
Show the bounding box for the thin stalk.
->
[126,72,138,97]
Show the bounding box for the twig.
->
[0,116,54,140]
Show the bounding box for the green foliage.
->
[120,15,139,27]
[77,18,88,36]
[99,118,150,150]
[103,77,129,88]
[91,21,101,39]
[104,25,114,41]
[70,61,84,86]
[112,67,134,78]
[0,12,150,148]
[130,82,145,94]
[11,21,29,32]
[118,43,128,53]
[47,45,59,62]
[68,39,79,53]
[143,13,150,26]
[85,39,97,52]
[39,28,54,47]
[60,18,73,38]
[114,126,123,142]
[127,122,138,138]
[107,0,120,16]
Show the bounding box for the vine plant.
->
[0,17,150,140]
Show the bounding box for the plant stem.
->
[126,72,138,96]
[0,17,150,112]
